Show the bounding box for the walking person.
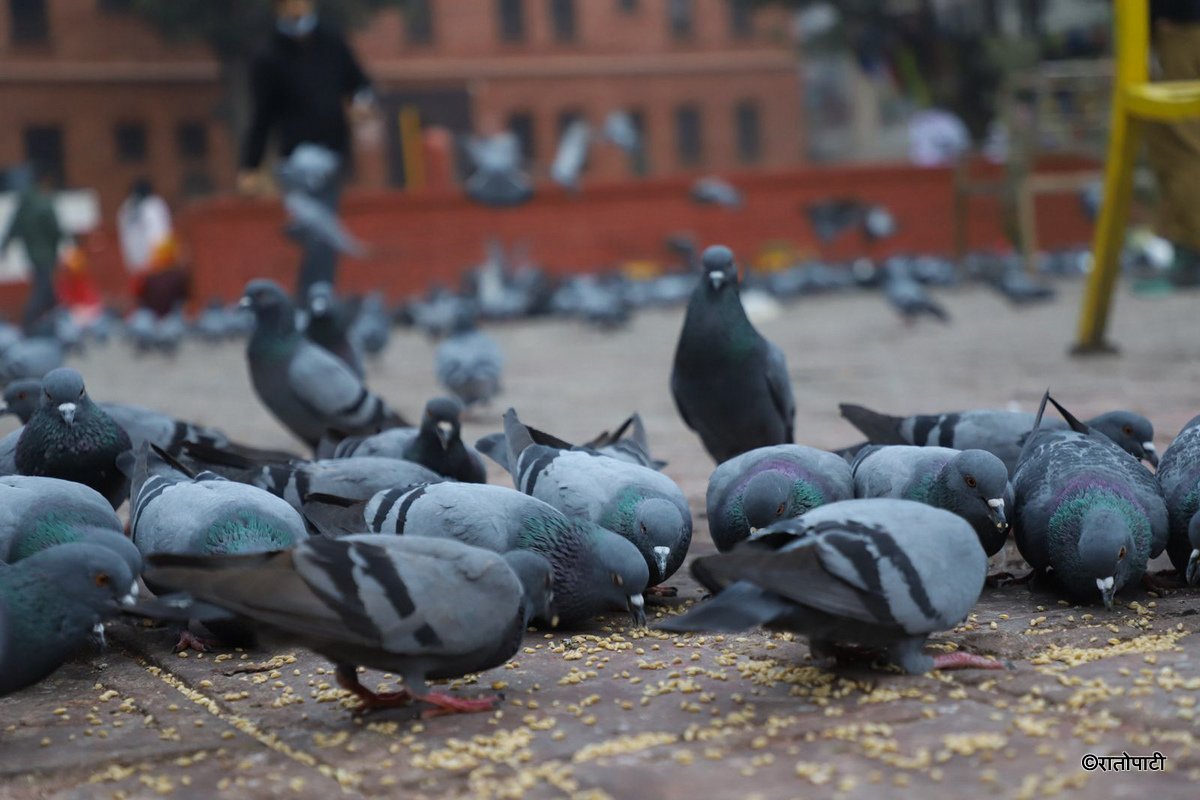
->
[238,0,376,299]
[1,166,64,332]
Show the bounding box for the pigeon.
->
[706,444,855,552]
[179,442,443,512]
[240,280,407,449]
[477,412,665,473]
[671,245,795,463]
[278,145,367,257]
[988,269,1056,306]
[494,409,690,589]
[192,299,241,344]
[1151,415,1200,585]
[303,482,649,627]
[840,403,1159,473]
[0,475,135,570]
[318,397,487,483]
[0,542,139,696]
[0,428,20,475]
[851,445,1011,556]
[883,263,950,323]
[0,377,40,422]
[348,291,392,360]
[464,131,534,207]
[1012,393,1168,608]
[661,499,999,674]
[143,534,549,715]
[0,336,63,383]
[435,314,504,410]
[15,368,133,509]
[551,118,591,191]
[303,282,365,378]
[690,177,744,209]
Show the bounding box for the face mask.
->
[277,12,318,38]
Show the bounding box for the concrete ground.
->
[1,280,1198,800]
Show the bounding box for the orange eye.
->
[776,502,787,517]
[1118,547,1127,560]
[94,573,110,588]
[965,476,977,488]
[1123,425,1133,436]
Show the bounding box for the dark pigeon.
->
[1153,414,1200,585]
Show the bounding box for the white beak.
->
[652,545,670,575]
[708,271,725,289]
[58,402,76,425]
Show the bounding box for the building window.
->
[617,0,638,12]
[23,125,64,188]
[675,104,702,166]
[181,171,214,199]
[735,100,761,163]
[404,0,433,44]
[628,108,649,175]
[114,123,148,163]
[550,0,575,42]
[728,0,752,38]
[667,0,692,39]
[176,121,208,160]
[9,0,49,43]
[508,111,535,163]
[497,0,524,42]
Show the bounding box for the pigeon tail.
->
[501,409,537,475]
[474,432,512,474]
[839,404,907,445]
[300,493,369,538]
[658,581,792,633]
[1017,389,1053,467]
[1046,394,1090,434]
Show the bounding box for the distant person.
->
[0,166,64,331]
[238,0,376,299]
[1142,0,1200,290]
[117,178,188,316]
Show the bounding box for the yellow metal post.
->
[399,105,426,192]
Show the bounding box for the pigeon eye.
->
[611,573,623,587]
[640,522,648,535]
[1118,546,1127,560]
[964,475,977,488]
[776,502,787,517]
[1123,425,1133,436]
[94,573,110,588]
[78,388,85,399]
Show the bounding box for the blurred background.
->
[0,0,1139,320]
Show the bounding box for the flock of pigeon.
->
[1,244,1196,725]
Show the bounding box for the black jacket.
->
[1152,0,1200,23]
[240,22,371,170]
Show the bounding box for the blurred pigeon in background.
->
[465,131,533,207]
[304,281,364,378]
[436,311,504,410]
[551,118,591,191]
[690,177,744,209]
[278,144,366,257]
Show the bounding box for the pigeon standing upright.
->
[1153,415,1200,585]
[671,245,795,463]
[15,368,132,509]
[1012,394,1168,607]
[304,282,364,378]
[240,280,407,450]
[0,542,138,696]
[706,444,855,552]
[435,312,504,410]
[661,499,1000,674]
[851,445,1011,556]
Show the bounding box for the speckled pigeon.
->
[1012,393,1168,608]
[0,542,138,696]
[707,444,855,552]
[240,280,406,450]
[670,245,795,463]
[143,534,548,716]
[318,397,487,483]
[851,445,1011,556]
[661,499,999,674]
[494,408,691,590]
[1152,414,1200,585]
[840,403,1158,473]
[15,368,132,509]
[302,481,650,627]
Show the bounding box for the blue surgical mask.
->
[277,12,318,38]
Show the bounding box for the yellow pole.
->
[399,105,426,192]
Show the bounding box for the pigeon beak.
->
[57,402,76,425]
[550,614,560,628]
[311,297,329,315]
[121,582,140,607]
[1142,442,1159,468]
[92,622,107,650]
[653,546,670,578]
[708,271,725,290]
[627,593,646,628]
[238,296,252,309]
[435,421,453,450]
[986,498,1007,530]
[1095,575,1116,610]
[1187,549,1200,587]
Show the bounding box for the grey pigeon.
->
[0,428,20,475]
[840,403,1159,473]
[0,475,138,574]
[690,177,744,209]
[464,132,534,207]
[706,444,855,552]
[143,534,548,716]
[303,482,649,627]
[318,397,486,483]
[477,412,665,473]
[1012,393,1168,608]
[661,499,999,674]
[435,315,503,409]
[304,282,364,378]
[883,263,949,323]
[1,378,40,421]
[278,144,367,257]
[16,368,133,509]
[0,542,138,696]
[671,245,795,463]
[0,336,63,383]
[551,118,591,191]
[1151,415,1200,585]
[179,442,443,512]
[851,445,1011,556]
[240,280,407,449]
[349,291,391,359]
[495,409,690,589]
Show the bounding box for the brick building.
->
[1,0,802,213]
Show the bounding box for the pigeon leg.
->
[647,585,678,599]
[174,629,216,653]
[415,691,503,719]
[932,652,1005,671]
[334,664,413,711]
[985,569,1037,588]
